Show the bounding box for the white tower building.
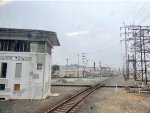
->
[0,28,60,100]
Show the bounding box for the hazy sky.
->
[0,0,149,68]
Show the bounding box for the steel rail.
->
[45,78,111,113]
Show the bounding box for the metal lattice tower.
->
[120,25,150,84]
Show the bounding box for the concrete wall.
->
[0,52,52,100]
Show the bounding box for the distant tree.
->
[51,65,60,76]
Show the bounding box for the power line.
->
[69,43,120,61]
[139,13,150,25]
[131,1,148,24]
[138,2,150,25]
[85,42,120,54]
[66,43,120,67]
[125,0,140,24]
[136,2,150,24]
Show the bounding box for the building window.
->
[0,84,5,91]
[0,98,5,100]
[0,63,7,78]
[0,40,30,52]
[37,64,42,70]
[14,84,20,91]
[15,63,22,78]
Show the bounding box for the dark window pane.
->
[0,63,7,78]
[0,84,5,91]
[37,64,42,70]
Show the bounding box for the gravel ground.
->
[1,76,148,113]
[76,76,150,113]
[51,77,108,86]
[0,87,84,113]
[0,77,105,113]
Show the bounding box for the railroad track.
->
[51,85,92,87]
[45,78,111,113]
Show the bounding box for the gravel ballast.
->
[0,77,105,113]
[0,76,149,113]
[76,76,150,113]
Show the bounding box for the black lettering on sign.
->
[0,56,12,60]
[0,56,32,61]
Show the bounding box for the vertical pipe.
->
[143,30,147,84]
[133,28,137,80]
[127,54,129,79]
[133,55,136,80]
[125,27,128,80]
[139,26,144,84]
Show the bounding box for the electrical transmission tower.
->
[120,25,150,85]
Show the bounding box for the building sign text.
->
[0,56,32,61]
